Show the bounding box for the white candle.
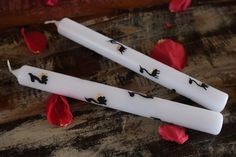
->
[46,18,228,112]
[8,61,223,135]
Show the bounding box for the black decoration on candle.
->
[109,39,127,54]
[128,91,153,99]
[189,78,208,90]
[28,73,48,84]
[139,65,160,79]
[85,96,107,105]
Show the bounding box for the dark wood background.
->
[0,0,236,156]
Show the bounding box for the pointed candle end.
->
[44,20,59,27]
[7,60,18,77]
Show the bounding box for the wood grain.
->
[0,0,236,156]
[0,0,168,30]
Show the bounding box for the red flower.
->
[150,39,187,71]
[45,94,73,127]
[158,124,189,144]
[21,28,47,54]
[169,0,192,13]
[44,0,59,6]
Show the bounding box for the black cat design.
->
[128,91,153,99]
[28,73,48,84]
[109,39,127,54]
[139,65,160,79]
[189,78,208,90]
[85,96,107,105]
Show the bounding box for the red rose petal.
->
[21,28,47,54]
[169,0,192,13]
[150,39,187,71]
[158,124,189,144]
[44,0,59,6]
[45,94,73,127]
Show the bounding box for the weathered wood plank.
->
[0,0,236,156]
[0,0,168,29]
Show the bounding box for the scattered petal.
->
[158,124,189,144]
[164,22,173,29]
[45,94,73,127]
[150,39,187,71]
[44,0,59,6]
[21,28,47,54]
[169,0,192,13]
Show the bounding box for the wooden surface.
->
[0,0,236,156]
[0,0,168,30]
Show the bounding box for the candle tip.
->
[44,20,59,26]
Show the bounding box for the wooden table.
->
[0,0,236,156]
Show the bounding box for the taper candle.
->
[45,18,228,112]
[8,61,223,135]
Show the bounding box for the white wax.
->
[53,18,228,112]
[9,63,223,135]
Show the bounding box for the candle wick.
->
[44,20,59,26]
[7,60,18,77]
[7,60,13,73]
